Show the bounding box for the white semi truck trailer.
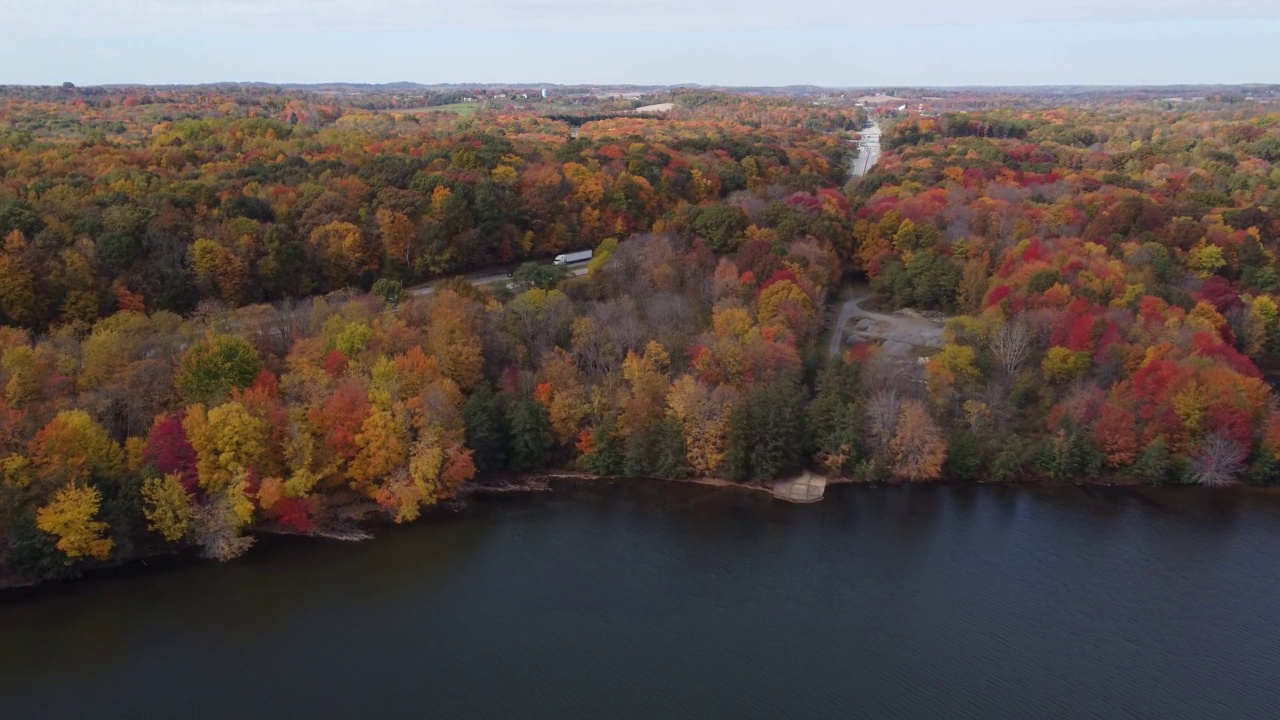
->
[553,249,593,266]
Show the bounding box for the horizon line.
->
[6,81,1280,91]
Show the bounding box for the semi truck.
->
[553,249,593,266]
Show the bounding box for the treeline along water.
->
[2,483,1279,719]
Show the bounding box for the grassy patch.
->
[431,103,478,117]
[397,103,479,117]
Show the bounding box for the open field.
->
[397,102,480,116]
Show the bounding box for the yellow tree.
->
[666,375,736,476]
[925,344,980,409]
[420,428,475,501]
[1187,242,1226,278]
[309,221,372,285]
[281,419,339,498]
[1244,295,1280,355]
[0,231,36,326]
[535,348,589,446]
[189,238,250,304]
[29,410,125,486]
[425,291,484,391]
[1042,347,1091,383]
[376,208,416,267]
[619,341,671,439]
[141,473,193,542]
[377,427,475,523]
[349,407,409,489]
[78,311,148,391]
[36,482,114,560]
[491,165,519,186]
[429,185,454,217]
[2,343,44,407]
[712,305,754,339]
[757,279,815,329]
[185,402,269,492]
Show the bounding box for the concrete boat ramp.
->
[771,472,828,503]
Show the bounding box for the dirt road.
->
[829,294,945,357]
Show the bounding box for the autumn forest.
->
[2,84,1280,586]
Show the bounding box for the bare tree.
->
[601,236,654,301]
[860,348,904,396]
[866,388,901,457]
[712,258,742,302]
[570,314,615,379]
[1191,433,1247,487]
[594,298,647,358]
[646,291,695,356]
[505,289,574,363]
[988,320,1031,382]
[191,495,255,562]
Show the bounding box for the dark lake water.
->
[3,482,1280,719]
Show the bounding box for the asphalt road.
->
[850,120,882,178]
[409,264,589,296]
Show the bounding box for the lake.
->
[2,482,1280,719]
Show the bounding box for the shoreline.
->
[468,471,778,498]
[5,474,1280,595]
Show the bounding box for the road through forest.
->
[410,265,589,296]
[416,117,879,300]
[850,119,882,178]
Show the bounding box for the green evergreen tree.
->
[1033,428,1103,480]
[1247,447,1280,485]
[1128,438,1172,484]
[623,425,655,478]
[944,430,983,481]
[991,435,1031,481]
[809,360,864,474]
[649,417,689,480]
[583,415,624,476]
[463,386,509,474]
[726,374,808,482]
[505,396,553,472]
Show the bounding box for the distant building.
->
[541,88,548,99]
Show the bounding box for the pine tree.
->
[463,386,509,474]
[809,360,863,475]
[726,374,808,481]
[583,415,624,476]
[649,417,689,480]
[506,397,552,472]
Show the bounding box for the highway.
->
[850,120,882,178]
[409,264,589,296]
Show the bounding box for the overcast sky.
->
[2,0,1278,86]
